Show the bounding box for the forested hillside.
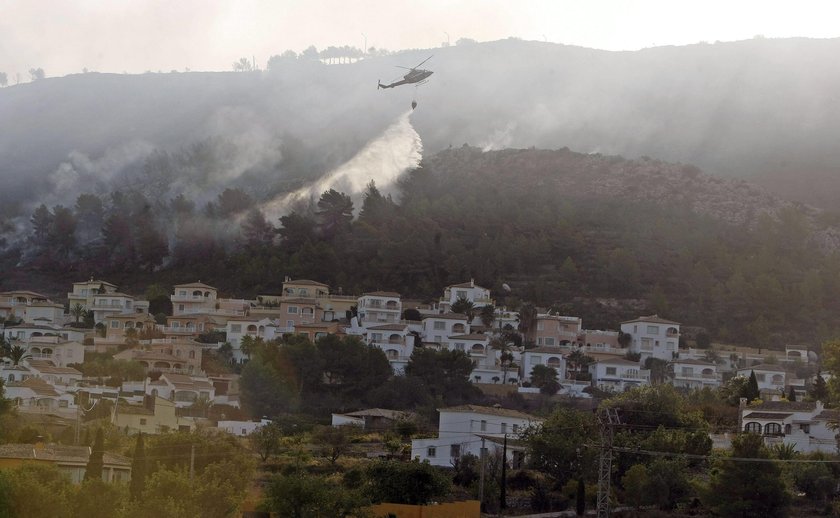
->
[2,37,840,208]
[3,146,840,349]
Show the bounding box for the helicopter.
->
[377,56,434,89]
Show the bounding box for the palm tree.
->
[479,304,496,329]
[9,345,30,366]
[70,303,85,324]
[491,336,513,384]
[451,297,476,322]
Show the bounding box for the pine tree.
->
[84,428,104,481]
[129,433,146,500]
[809,371,829,402]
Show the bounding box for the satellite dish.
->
[502,283,511,292]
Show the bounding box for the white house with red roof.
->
[621,315,680,362]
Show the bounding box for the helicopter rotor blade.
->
[413,55,433,69]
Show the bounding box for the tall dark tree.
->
[809,372,829,402]
[84,428,104,481]
[278,212,316,248]
[74,194,105,244]
[129,433,146,500]
[705,432,789,517]
[135,222,169,271]
[787,386,797,402]
[241,208,275,247]
[315,189,354,239]
[746,370,761,402]
[30,204,53,246]
[216,188,253,216]
[48,205,78,260]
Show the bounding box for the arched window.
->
[547,357,561,368]
[471,344,485,354]
[744,422,762,434]
[765,423,782,435]
[452,324,466,334]
[188,351,195,359]
[8,374,14,382]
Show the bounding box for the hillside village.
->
[1,275,838,516]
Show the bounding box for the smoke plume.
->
[261,109,422,220]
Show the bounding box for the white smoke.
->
[44,141,157,207]
[261,109,422,220]
[481,122,517,152]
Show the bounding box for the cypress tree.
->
[787,386,797,402]
[576,478,586,516]
[129,433,146,500]
[746,370,760,402]
[84,428,104,481]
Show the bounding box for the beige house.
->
[0,443,131,483]
[113,396,195,434]
[67,279,119,310]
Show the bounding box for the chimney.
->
[470,278,475,288]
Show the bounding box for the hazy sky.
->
[2,0,839,79]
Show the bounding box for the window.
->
[433,321,446,330]
[456,290,467,299]
[179,291,186,296]
[744,422,762,433]
[544,337,556,346]
[427,447,436,458]
[501,423,507,433]
[178,304,185,311]
[286,320,295,328]
[455,343,465,351]
[606,367,617,376]
[646,325,659,334]
[450,444,460,458]
[371,333,383,341]
[480,420,487,431]
[800,424,811,433]
[512,424,519,433]
[110,321,119,329]
[765,423,782,435]
[230,324,241,333]
[288,306,299,314]
[140,418,147,426]
[756,374,766,382]
[532,355,542,364]
[241,428,247,435]
[299,288,308,296]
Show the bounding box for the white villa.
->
[411,405,542,467]
[740,400,840,453]
[589,358,650,392]
[438,280,493,313]
[737,364,786,395]
[621,315,680,362]
[357,292,402,326]
[670,358,721,390]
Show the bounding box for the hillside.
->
[3,146,840,350]
[2,37,840,210]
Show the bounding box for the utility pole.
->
[189,443,196,481]
[478,437,486,509]
[500,434,508,511]
[596,408,620,518]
